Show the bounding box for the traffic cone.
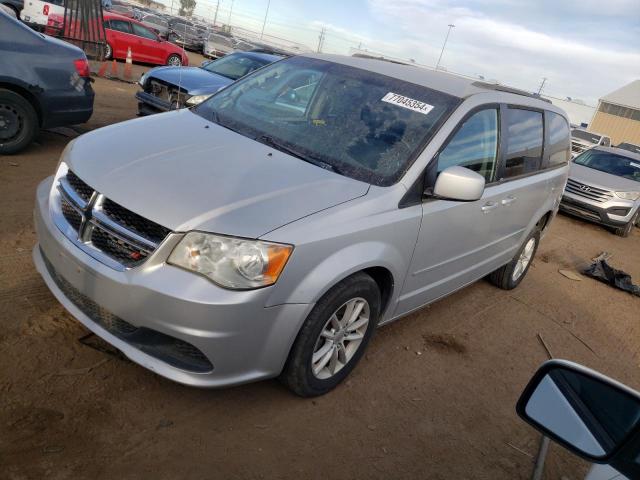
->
[97,61,108,77]
[109,59,118,78]
[123,47,133,82]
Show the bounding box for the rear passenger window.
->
[547,112,570,167]
[503,108,543,178]
[437,109,498,183]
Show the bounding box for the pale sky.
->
[170,0,640,105]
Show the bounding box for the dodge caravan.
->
[33,54,571,396]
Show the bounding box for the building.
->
[589,80,640,145]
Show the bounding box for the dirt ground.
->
[1,70,640,480]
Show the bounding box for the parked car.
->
[33,54,570,396]
[136,50,281,115]
[203,32,235,58]
[20,0,62,30]
[103,12,188,66]
[168,21,203,51]
[616,142,640,155]
[139,12,169,38]
[560,146,640,236]
[108,4,135,18]
[0,0,21,18]
[571,128,611,158]
[0,9,93,154]
[517,359,640,480]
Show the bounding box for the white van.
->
[21,0,63,30]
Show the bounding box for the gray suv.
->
[561,147,640,237]
[33,54,570,396]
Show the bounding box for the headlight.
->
[614,191,640,201]
[168,232,293,289]
[185,94,212,106]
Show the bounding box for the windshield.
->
[574,149,640,182]
[572,129,601,144]
[617,143,640,154]
[201,53,271,80]
[208,33,233,46]
[195,56,460,186]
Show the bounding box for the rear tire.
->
[167,54,182,66]
[613,211,638,237]
[488,228,540,290]
[279,273,381,397]
[104,43,113,60]
[0,89,38,155]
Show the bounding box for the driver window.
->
[437,108,498,183]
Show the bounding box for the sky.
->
[171,0,640,105]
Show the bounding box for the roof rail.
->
[471,81,552,103]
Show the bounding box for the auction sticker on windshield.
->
[381,92,434,115]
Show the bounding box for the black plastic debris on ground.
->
[583,259,640,297]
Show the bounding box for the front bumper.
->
[135,91,171,115]
[33,177,310,388]
[560,191,638,227]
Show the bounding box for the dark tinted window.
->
[547,112,570,167]
[503,108,543,178]
[108,19,132,34]
[132,22,156,40]
[437,109,498,182]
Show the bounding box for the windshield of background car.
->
[195,56,460,186]
[574,149,640,182]
[571,129,601,144]
[202,53,272,80]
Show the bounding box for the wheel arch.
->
[0,81,43,126]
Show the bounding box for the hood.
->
[570,163,640,191]
[67,110,370,238]
[148,66,232,94]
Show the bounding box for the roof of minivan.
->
[301,53,554,107]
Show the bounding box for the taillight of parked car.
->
[74,58,91,77]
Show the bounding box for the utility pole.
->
[317,26,326,53]
[537,77,547,95]
[213,0,220,26]
[435,23,455,70]
[260,0,271,40]
[227,0,234,24]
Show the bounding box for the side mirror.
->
[432,166,485,201]
[517,360,640,473]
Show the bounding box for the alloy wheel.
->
[311,297,370,380]
[512,237,536,282]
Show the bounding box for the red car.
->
[103,12,188,66]
[46,12,188,66]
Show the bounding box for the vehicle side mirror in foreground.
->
[517,360,640,477]
[432,166,485,201]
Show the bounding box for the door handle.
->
[501,196,517,206]
[481,201,499,213]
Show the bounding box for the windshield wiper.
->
[257,135,341,174]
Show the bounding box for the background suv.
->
[561,146,640,236]
[33,54,570,396]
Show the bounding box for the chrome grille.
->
[570,141,589,156]
[53,169,170,269]
[565,178,613,203]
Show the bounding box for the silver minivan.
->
[33,54,570,396]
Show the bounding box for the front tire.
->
[280,273,381,397]
[167,54,182,66]
[488,228,540,290]
[613,211,638,237]
[0,89,38,155]
[104,42,112,60]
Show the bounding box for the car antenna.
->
[176,23,187,109]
